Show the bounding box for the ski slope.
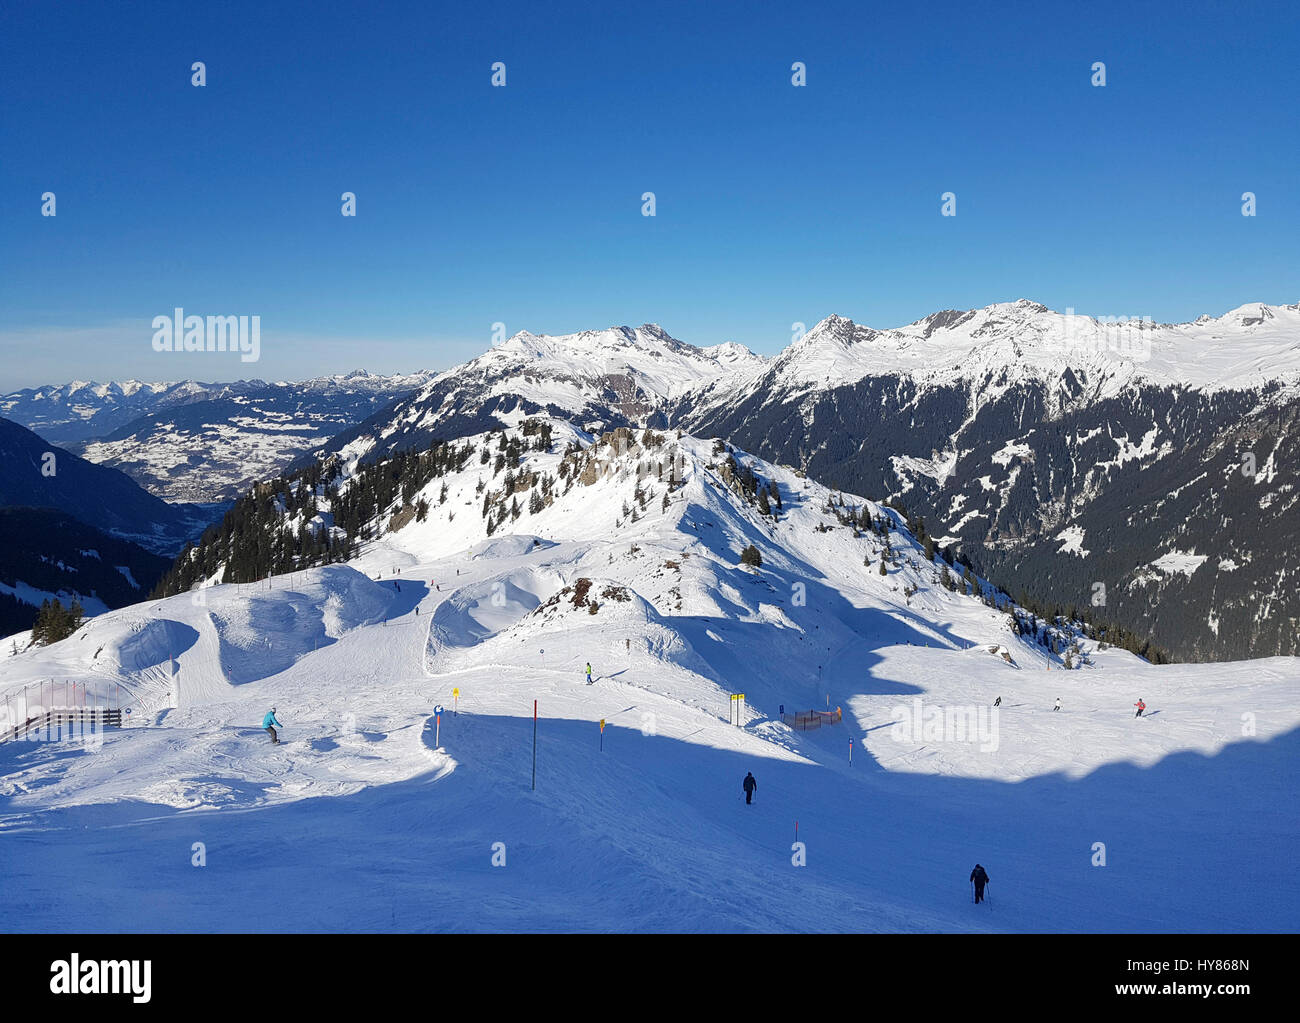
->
[2,425,1296,933]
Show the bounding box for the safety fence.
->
[781,706,843,730]
[1,679,134,743]
[1,707,122,744]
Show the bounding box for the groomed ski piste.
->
[2,420,1297,933]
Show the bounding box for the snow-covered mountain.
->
[677,301,1300,663]
[292,325,764,470]
[294,300,1300,662]
[690,300,1300,413]
[4,417,1296,932]
[1,371,436,502]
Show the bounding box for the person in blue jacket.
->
[263,707,283,744]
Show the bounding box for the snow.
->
[770,301,1300,397]
[0,579,111,616]
[1055,525,1090,557]
[1,422,1296,933]
[1147,550,1209,578]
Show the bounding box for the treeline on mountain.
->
[481,425,678,535]
[153,438,471,595]
[152,423,557,597]
[0,507,170,639]
[878,494,1172,664]
[683,373,1289,661]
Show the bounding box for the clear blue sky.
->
[1,0,1296,388]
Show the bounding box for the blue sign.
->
[434,705,444,715]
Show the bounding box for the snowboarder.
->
[743,771,757,805]
[1053,697,1061,712]
[970,863,990,903]
[263,707,283,744]
[1134,698,1146,718]
[585,662,593,684]
[993,696,1002,707]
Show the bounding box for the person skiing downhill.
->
[970,863,990,903]
[993,696,1002,707]
[1134,699,1146,718]
[743,771,757,805]
[1053,697,1062,712]
[585,662,593,684]
[263,707,283,744]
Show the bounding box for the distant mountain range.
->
[0,371,435,501]
[292,300,1300,662]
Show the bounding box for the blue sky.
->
[1,0,1296,388]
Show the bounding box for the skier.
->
[1134,698,1146,718]
[585,662,593,684]
[993,696,1002,707]
[743,771,757,805]
[1053,697,1061,712]
[263,707,283,744]
[970,863,990,903]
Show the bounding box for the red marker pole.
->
[435,710,441,747]
[849,736,853,765]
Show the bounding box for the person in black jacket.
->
[970,864,989,903]
[743,771,757,805]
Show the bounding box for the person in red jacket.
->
[1134,699,1146,718]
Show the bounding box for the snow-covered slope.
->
[2,421,1295,933]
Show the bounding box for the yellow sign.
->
[452,688,460,696]
[599,719,605,730]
